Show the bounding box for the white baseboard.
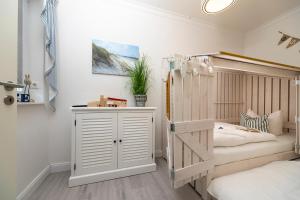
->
[69,163,156,187]
[17,165,50,200]
[155,149,163,158]
[17,162,70,200]
[50,162,71,173]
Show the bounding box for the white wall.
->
[17,0,49,195]
[17,0,244,195]
[50,0,243,162]
[49,0,242,162]
[22,0,45,103]
[244,7,300,66]
[17,106,49,194]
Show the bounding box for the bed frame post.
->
[194,169,213,200]
[296,76,300,154]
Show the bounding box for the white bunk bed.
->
[213,122,297,178]
[162,52,300,200]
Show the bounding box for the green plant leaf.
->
[128,55,151,95]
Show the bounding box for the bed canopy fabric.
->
[163,52,300,200]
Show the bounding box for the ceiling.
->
[134,0,300,31]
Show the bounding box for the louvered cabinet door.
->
[118,112,153,168]
[75,113,118,175]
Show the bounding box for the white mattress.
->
[208,161,300,200]
[214,133,295,165]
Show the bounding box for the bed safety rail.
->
[167,119,215,187]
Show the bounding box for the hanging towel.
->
[41,0,57,111]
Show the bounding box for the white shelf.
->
[17,102,44,106]
[70,107,157,111]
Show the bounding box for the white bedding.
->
[214,132,295,165]
[208,161,300,200]
[214,123,276,147]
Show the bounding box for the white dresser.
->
[69,107,156,187]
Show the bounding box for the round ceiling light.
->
[202,0,237,14]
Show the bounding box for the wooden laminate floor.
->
[28,159,202,200]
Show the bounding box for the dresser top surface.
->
[71,107,157,112]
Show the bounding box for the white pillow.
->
[246,109,283,136]
[247,108,258,118]
[268,110,283,136]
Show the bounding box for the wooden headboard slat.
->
[215,69,296,132]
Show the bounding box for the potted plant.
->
[128,56,150,107]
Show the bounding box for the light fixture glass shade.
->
[202,0,236,14]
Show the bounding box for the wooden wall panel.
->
[242,74,246,115]
[258,76,265,115]
[289,79,296,123]
[215,71,244,123]
[214,70,296,131]
[272,78,280,112]
[228,74,235,119]
[224,73,229,120]
[252,76,258,113]
[246,76,252,111]
[183,73,192,182]
[216,72,221,120]
[265,77,272,114]
[235,75,240,118]
[281,79,289,123]
[221,73,225,119]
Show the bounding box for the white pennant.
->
[286,37,300,49]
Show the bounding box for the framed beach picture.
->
[92,39,140,76]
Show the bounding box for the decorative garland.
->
[278,31,300,52]
[168,55,214,78]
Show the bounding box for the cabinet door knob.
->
[119,139,122,143]
[113,140,117,144]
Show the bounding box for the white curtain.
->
[41,0,57,111]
